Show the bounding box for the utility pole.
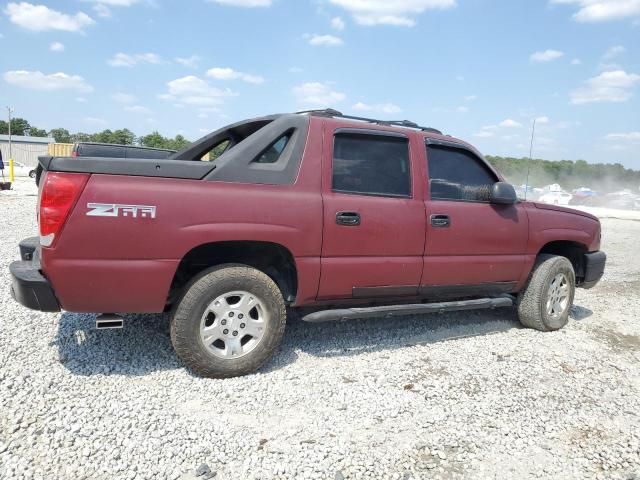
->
[6,106,14,160]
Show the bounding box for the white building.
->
[0,134,54,169]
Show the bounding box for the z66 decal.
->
[86,203,156,219]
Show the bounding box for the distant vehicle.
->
[34,143,177,185]
[72,142,175,159]
[602,191,638,210]
[10,160,37,178]
[570,187,599,206]
[539,191,573,206]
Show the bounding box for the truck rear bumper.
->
[580,251,606,289]
[10,260,61,313]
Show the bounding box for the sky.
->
[0,0,639,168]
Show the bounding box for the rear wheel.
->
[517,254,575,331]
[171,264,286,378]
[29,170,36,178]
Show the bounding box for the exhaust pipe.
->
[96,313,124,330]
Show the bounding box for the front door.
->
[421,142,528,296]
[318,128,426,300]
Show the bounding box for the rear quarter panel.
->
[43,122,324,312]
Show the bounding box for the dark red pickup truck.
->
[10,110,606,378]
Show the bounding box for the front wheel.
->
[517,254,575,331]
[171,264,287,378]
[29,170,36,178]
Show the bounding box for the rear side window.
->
[253,133,290,164]
[201,139,231,162]
[332,133,411,197]
[427,145,497,202]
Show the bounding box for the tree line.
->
[486,156,640,193]
[0,117,191,151]
[1,117,638,191]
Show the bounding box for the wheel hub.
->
[546,273,570,319]
[199,291,268,359]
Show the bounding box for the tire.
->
[170,264,287,378]
[29,170,36,178]
[517,254,575,331]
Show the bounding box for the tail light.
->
[39,172,89,247]
[71,151,78,158]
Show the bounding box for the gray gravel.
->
[1,177,639,480]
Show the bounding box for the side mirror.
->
[491,182,517,205]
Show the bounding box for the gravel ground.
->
[1,177,639,480]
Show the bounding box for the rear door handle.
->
[430,214,450,228]
[336,211,361,226]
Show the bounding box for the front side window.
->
[427,145,497,202]
[332,133,411,197]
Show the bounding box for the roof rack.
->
[295,108,443,135]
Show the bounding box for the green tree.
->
[50,128,73,143]
[0,117,31,136]
[28,127,48,137]
[140,131,190,150]
[140,131,167,148]
[110,128,136,145]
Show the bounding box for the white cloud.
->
[3,70,93,92]
[474,117,525,137]
[571,58,582,65]
[535,116,550,124]
[353,102,402,114]
[92,4,111,17]
[49,41,64,52]
[602,44,626,59]
[307,34,343,46]
[464,95,477,101]
[4,2,95,32]
[499,119,523,128]
[473,130,494,138]
[329,0,456,27]
[293,82,346,107]
[76,97,87,102]
[605,131,640,141]
[85,0,141,18]
[108,52,162,67]
[197,113,208,119]
[175,55,200,68]
[289,66,303,74]
[571,70,640,104]
[206,67,264,84]
[208,0,271,6]
[331,16,345,30]
[124,105,151,114]
[550,0,640,22]
[530,49,564,63]
[160,75,235,107]
[456,106,469,113]
[84,117,107,126]
[111,92,136,103]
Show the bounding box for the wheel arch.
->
[538,240,588,283]
[167,240,298,309]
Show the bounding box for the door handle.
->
[336,211,361,226]
[430,214,450,228]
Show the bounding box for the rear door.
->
[318,127,426,299]
[422,141,528,296]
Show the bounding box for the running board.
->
[301,297,514,323]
